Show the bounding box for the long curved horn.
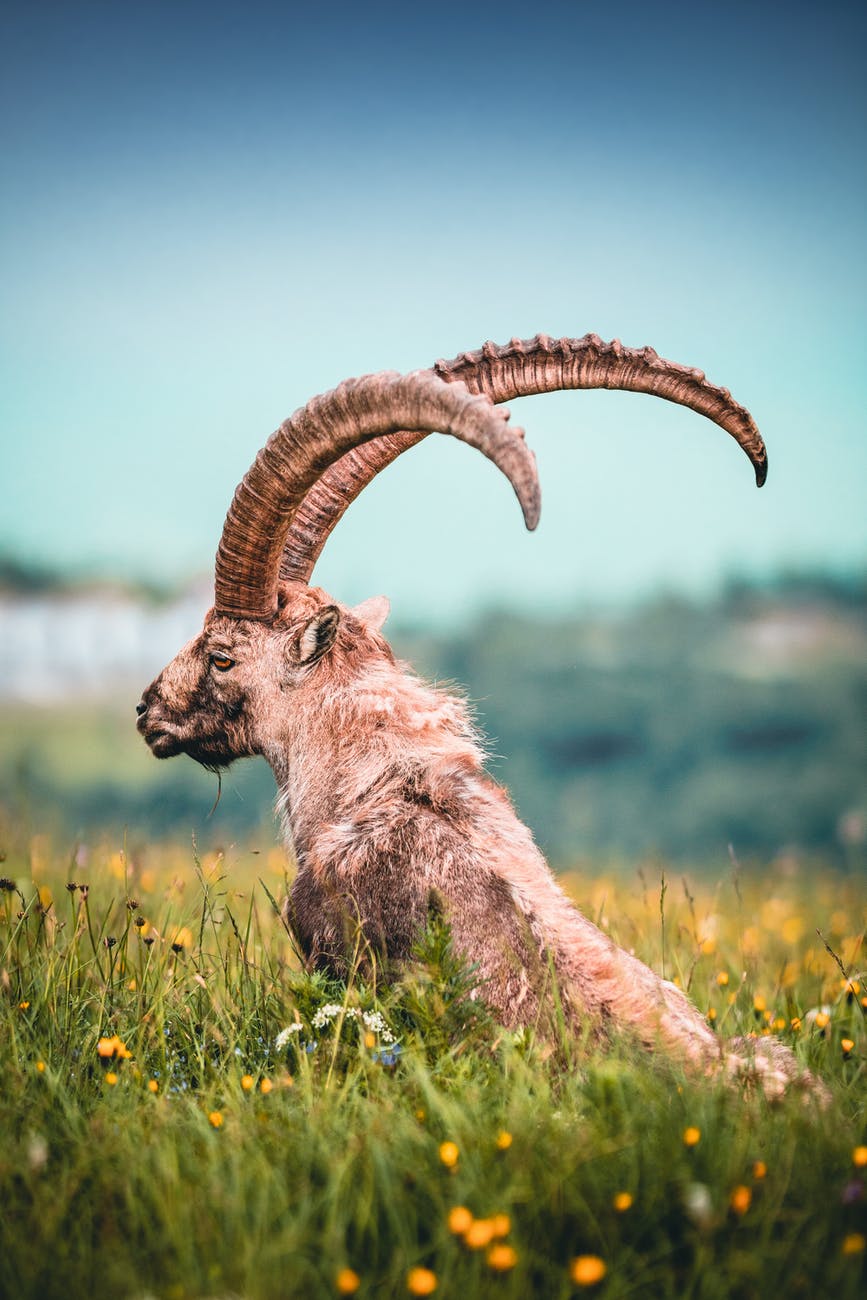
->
[214,371,539,619]
[279,333,767,584]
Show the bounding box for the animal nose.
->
[136,700,148,717]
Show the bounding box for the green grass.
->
[0,839,864,1299]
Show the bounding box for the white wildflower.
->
[305,1003,396,1042]
[275,1023,304,1050]
[311,1003,345,1030]
[683,1182,715,1230]
[362,1010,395,1043]
[27,1133,49,1173]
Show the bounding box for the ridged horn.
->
[213,370,539,619]
[280,333,767,584]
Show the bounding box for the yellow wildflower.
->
[752,1160,767,1180]
[790,1017,802,1031]
[241,1075,254,1091]
[260,1078,273,1095]
[781,916,804,944]
[495,1130,513,1150]
[336,1267,360,1295]
[490,1213,511,1238]
[707,1007,717,1022]
[841,1038,854,1054]
[18,1001,30,1010]
[570,1255,607,1286]
[842,1233,865,1256]
[814,1012,830,1030]
[464,1219,495,1249]
[716,971,729,987]
[96,1035,131,1060]
[730,1185,752,1215]
[208,1110,224,1128]
[35,1061,45,1073]
[438,1141,459,1169]
[852,1146,867,1168]
[683,1126,701,1147]
[105,1072,118,1086]
[486,1244,518,1271]
[147,1079,159,1094]
[613,1191,633,1212]
[364,1031,376,1049]
[406,1266,437,1295]
[415,1108,426,1122]
[753,995,766,1013]
[447,1206,473,1235]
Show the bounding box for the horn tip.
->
[522,491,541,531]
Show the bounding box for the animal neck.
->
[264,655,487,862]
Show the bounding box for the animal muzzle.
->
[136,688,184,757]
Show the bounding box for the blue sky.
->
[1,0,864,621]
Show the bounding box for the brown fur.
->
[138,583,823,1096]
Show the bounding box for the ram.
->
[137,334,813,1096]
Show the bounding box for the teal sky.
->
[1,0,865,622]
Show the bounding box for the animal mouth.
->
[137,713,234,767]
[141,725,184,758]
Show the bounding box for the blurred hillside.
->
[0,564,864,867]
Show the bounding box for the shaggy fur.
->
[138,583,822,1097]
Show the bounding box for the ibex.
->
[138,334,816,1096]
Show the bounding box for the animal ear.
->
[350,595,390,633]
[294,606,340,665]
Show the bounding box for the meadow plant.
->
[0,837,864,1298]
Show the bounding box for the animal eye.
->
[210,654,235,672]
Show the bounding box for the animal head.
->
[137,585,391,767]
[137,335,767,768]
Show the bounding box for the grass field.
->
[0,834,864,1299]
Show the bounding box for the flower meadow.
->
[0,836,864,1299]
